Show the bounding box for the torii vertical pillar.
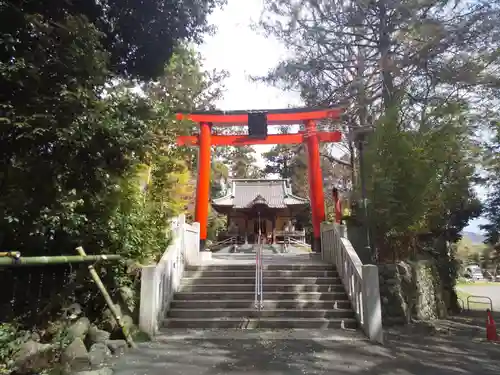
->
[195,122,211,251]
[305,120,326,252]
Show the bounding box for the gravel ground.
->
[111,323,500,375]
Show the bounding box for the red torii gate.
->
[176,107,344,252]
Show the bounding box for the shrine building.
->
[212,179,309,245]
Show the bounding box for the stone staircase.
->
[164,263,357,329]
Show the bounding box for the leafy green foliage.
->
[363,104,481,259]
[256,0,497,314]
[259,0,500,124]
[483,120,500,248]
[0,2,227,368]
[0,20,227,262]
[143,46,228,112]
[211,161,229,198]
[227,146,262,179]
[261,125,342,201]
[0,14,133,255]
[141,46,228,243]
[263,144,310,196]
[259,0,486,249]
[0,1,226,265]
[0,323,25,374]
[455,236,487,264]
[98,46,226,263]
[480,121,500,267]
[1,0,225,80]
[207,208,227,242]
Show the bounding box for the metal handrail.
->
[254,214,264,310]
[466,295,493,311]
[209,236,237,248]
[254,234,259,309]
[259,236,263,309]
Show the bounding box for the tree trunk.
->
[378,0,396,111]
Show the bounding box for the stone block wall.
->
[378,258,448,325]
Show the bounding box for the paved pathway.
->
[212,243,312,256]
[457,283,500,311]
[112,325,500,375]
[204,244,322,266]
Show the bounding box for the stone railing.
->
[320,222,383,343]
[139,214,200,336]
[274,229,306,244]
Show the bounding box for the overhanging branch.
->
[320,152,352,167]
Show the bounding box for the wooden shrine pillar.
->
[194,122,211,250]
[305,120,326,252]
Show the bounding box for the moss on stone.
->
[379,256,448,325]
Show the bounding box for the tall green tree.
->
[262,126,341,198]
[138,45,228,249]
[259,0,492,243]
[481,121,500,263]
[1,0,225,79]
[212,126,263,179]
[364,105,481,256]
[258,0,500,205]
[263,145,308,196]
[0,1,226,257]
[258,0,493,313]
[259,0,500,123]
[228,147,262,179]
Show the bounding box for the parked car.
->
[464,264,484,281]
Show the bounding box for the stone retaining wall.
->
[378,258,448,325]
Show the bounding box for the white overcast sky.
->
[196,0,487,234]
[196,0,301,168]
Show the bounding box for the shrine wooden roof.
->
[212,179,309,211]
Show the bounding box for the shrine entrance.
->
[176,107,343,252]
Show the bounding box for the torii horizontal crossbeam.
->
[177,131,342,146]
[177,106,344,253]
[176,107,343,126]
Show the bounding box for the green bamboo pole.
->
[0,254,121,266]
[0,251,21,258]
[75,246,136,348]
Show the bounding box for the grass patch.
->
[132,330,151,343]
[456,281,493,288]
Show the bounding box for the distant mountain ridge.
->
[462,231,486,245]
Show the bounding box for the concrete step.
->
[168,261,356,331]
[178,283,346,293]
[180,283,344,293]
[164,317,358,329]
[174,291,348,301]
[186,264,334,271]
[168,308,355,319]
[184,269,339,278]
[170,299,352,310]
[180,276,342,285]
[264,277,342,285]
[180,277,254,285]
